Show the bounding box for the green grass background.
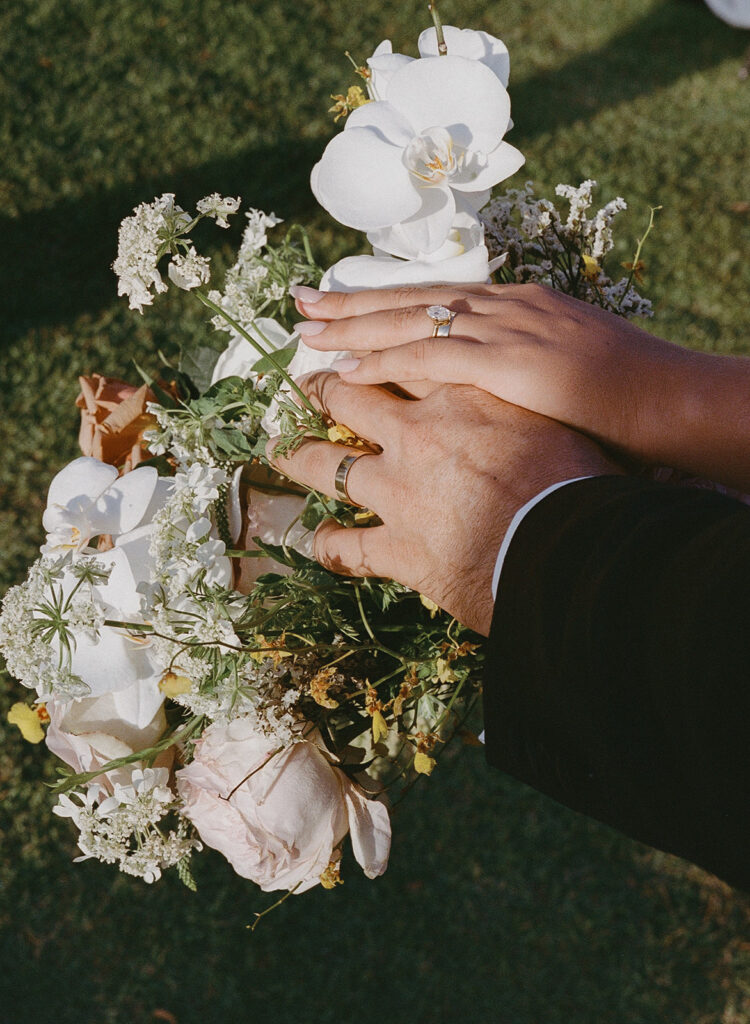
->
[1,1,749,1021]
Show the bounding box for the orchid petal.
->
[46,457,118,515]
[366,185,456,259]
[417,26,510,86]
[89,466,158,537]
[320,244,492,292]
[450,141,525,193]
[311,127,422,231]
[367,40,415,100]
[386,56,511,152]
[346,99,415,147]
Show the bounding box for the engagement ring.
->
[426,304,457,337]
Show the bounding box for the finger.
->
[332,337,487,388]
[267,437,385,511]
[290,282,497,321]
[294,304,490,353]
[296,370,406,445]
[313,518,392,579]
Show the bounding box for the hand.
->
[267,372,620,635]
[290,282,750,493]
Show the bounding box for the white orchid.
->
[312,52,523,260]
[42,457,160,555]
[367,26,510,99]
[321,206,506,291]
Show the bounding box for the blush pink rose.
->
[176,719,391,893]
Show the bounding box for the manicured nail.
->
[332,357,361,373]
[289,285,324,303]
[294,320,327,336]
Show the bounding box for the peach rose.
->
[176,719,391,892]
[77,374,157,472]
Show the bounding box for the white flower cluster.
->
[0,557,112,701]
[148,462,231,603]
[196,193,241,228]
[113,194,192,312]
[206,209,287,336]
[481,180,653,319]
[54,768,199,883]
[113,192,243,312]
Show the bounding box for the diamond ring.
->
[426,304,457,337]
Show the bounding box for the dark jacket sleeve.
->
[482,475,750,889]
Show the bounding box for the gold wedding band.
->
[426,303,457,337]
[334,452,370,506]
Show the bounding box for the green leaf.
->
[250,342,297,375]
[179,345,223,393]
[251,537,316,569]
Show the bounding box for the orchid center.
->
[404,127,460,186]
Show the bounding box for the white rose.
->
[176,719,391,892]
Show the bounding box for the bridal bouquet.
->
[1,6,653,906]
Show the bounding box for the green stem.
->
[618,204,662,311]
[249,883,301,932]
[428,2,447,54]
[195,290,317,415]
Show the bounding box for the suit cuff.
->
[491,477,593,599]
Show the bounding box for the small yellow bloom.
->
[8,703,48,744]
[371,710,389,745]
[419,593,439,617]
[327,422,357,444]
[320,860,344,889]
[581,254,601,281]
[309,666,339,708]
[621,258,646,284]
[414,750,436,775]
[434,657,456,683]
[328,85,369,123]
[159,671,193,697]
[249,634,292,667]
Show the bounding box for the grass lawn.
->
[1,1,749,1022]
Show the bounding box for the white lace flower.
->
[196,193,241,228]
[167,246,211,291]
[113,193,191,312]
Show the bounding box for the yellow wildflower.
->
[320,860,344,889]
[8,703,49,744]
[414,750,437,775]
[621,258,646,284]
[327,422,357,444]
[434,657,456,683]
[581,254,601,281]
[250,634,292,667]
[328,85,369,123]
[159,671,193,697]
[371,709,389,744]
[419,593,439,617]
[309,666,339,709]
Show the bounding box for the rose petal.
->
[344,786,391,878]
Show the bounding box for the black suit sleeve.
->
[482,475,750,889]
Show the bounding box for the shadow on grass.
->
[0,0,745,346]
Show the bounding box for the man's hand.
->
[267,373,621,635]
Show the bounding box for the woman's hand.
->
[267,372,619,635]
[290,282,750,493]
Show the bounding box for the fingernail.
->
[290,285,324,303]
[294,320,327,336]
[332,357,361,373]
